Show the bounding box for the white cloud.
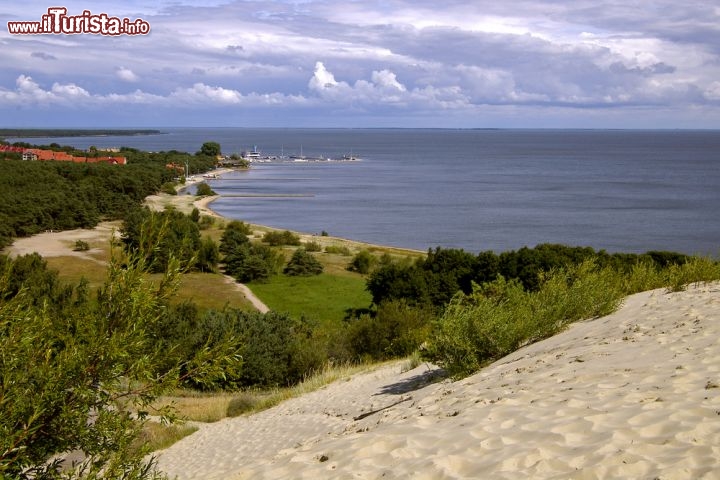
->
[371,70,406,92]
[116,67,139,82]
[171,83,243,104]
[308,62,341,92]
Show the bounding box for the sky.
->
[1,0,720,128]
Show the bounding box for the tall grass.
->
[153,362,379,427]
[426,256,720,378]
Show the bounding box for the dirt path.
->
[223,274,269,313]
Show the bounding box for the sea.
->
[9,128,720,256]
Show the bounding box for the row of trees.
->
[366,244,689,309]
[336,244,692,362]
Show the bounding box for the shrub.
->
[197,310,322,388]
[121,207,201,273]
[219,221,251,255]
[198,215,215,230]
[348,249,376,274]
[262,230,301,246]
[196,182,216,196]
[346,300,434,361]
[161,181,178,195]
[73,239,90,251]
[304,240,322,252]
[425,260,626,377]
[0,247,238,478]
[196,236,220,273]
[284,248,323,276]
[324,245,351,256]
[190,207,200,223]
[226,393,259,417]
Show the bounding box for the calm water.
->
[12,128,720,255]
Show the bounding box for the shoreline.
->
[165,168,425,257]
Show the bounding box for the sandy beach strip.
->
[157,282,720,479]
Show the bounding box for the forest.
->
[0,142,216,248]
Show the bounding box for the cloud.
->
[171,83,243,104]
[308,62,341,92]
[116,67,139,82]
[31,52,57,61]
[1,0,720,127]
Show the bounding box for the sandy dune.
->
[157,282,720,479]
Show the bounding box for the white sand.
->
[4,221,119,264]
[157,282,720,479]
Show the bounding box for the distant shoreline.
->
[0,129,163,139]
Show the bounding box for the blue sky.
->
[1,0,720,128]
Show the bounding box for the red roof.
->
[18,148,126,165]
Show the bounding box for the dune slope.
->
[157,283,720,480]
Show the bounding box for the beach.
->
[156,282,720,479]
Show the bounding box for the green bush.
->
[284,248,323,276]
[425,255,720,378]
[73,239,90,251]
[161,181,178,195]
[324,245,351,255]
[262,230,301,246]
[304,240,322,252]
[195,310,323,388]
[348,249,376,274]
[0,248,238,478]
[196,182,216,196]
[196,236,220,273]
[121,207,202,273]
[345,300,434,361]
[425,260,626,377]
[198,215,215,230]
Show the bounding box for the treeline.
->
[366,244,689,308]
[0,142,217,248]
[0,128,161,138]
[340,244,693,363]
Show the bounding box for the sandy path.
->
[157,282,720,479]
[222,274,269,313]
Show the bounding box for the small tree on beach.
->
[195,182,216,197]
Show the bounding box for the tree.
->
[197,141,221,157]
[196,236,220,273]
[0,247,239,478]
[219,221,251,256]
[224,243,283,283]
[284,248,323,276]
[195,182,216,197]
[121,207,202,273]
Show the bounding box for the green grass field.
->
[249,272,372,324]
